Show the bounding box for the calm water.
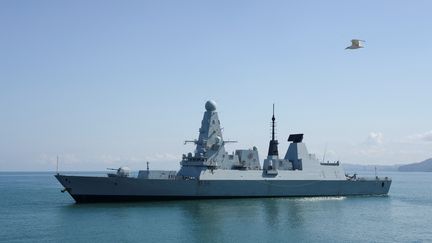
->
[0,172,431,243]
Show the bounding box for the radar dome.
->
[205,100,217,111]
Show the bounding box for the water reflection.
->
[174,197,347,242]
[53,196,399,242]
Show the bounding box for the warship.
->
[55,100,391,203]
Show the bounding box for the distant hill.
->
[343,164,400,172]
[398,158,432,172]
[343,158,432,172]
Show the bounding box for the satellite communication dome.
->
[205,100,217,111]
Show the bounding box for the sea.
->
[0,171,431,243]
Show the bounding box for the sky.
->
[1,0,431,171]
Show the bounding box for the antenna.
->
[272,103,275,141]
[322,143,328,163]
[56,155,59,175]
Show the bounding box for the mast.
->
[272,104,275,141]
[267,104,279,156]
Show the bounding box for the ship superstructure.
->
[178,100,260,179]
[55,100,391,203]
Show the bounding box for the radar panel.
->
[288,134,304,143]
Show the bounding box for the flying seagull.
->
[345,39,365,49]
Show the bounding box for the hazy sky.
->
[1,0,431,171]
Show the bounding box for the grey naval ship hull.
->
[55,100,392,203]
[56,175,391,203]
